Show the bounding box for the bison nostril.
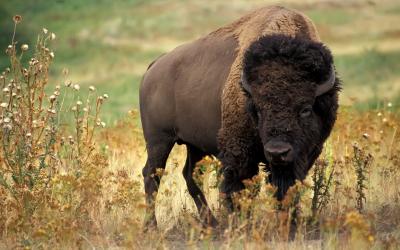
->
[264,141,293,163]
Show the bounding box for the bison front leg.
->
[218,144,260,212]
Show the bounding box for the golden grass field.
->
[0,0,400,249]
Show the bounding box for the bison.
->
[139,6,340,228]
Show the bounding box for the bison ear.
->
[241,71,252,95]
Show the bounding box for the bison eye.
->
[300,106,312,118]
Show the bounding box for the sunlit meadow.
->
[0,1,400,249]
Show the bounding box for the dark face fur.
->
[242,35,340,200]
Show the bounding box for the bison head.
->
[241,35,340,200]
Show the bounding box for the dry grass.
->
[1,13,400,250]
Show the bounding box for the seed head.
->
[47,109,56,114]
[76,101,82,106]
[3,124,12,130]
[0,103,7,108]
[89,86,95,91]
[100,122,106,128]
[71,106,77,111]
[65,80,72,87]
[26,133,32,137]
[50,33,56,40]
[49,52,55,59]
[13,15,22,24]
[21,44,29,51]
[73,84,80,91]
[103,94,109,99]
[49,95,56,101]
[387,102,392,108]
[43,28,48,34]
[29,58,39,66]
[3,117,11,123]
[5,45,13,55]
[3,88,9,93]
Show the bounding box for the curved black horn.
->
[241,71,252,95]
[316,64,335,96]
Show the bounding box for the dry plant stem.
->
[387,127,397,163]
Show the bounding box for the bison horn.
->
[316,64,336,96]
[241,71,252,95]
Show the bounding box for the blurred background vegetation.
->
[1,0,400,123]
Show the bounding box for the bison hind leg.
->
[142,136,175,229]
[183,145,218,228]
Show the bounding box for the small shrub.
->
[0,16,109,248]
[352,143,373,213]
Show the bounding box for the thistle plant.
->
[311,158,335,219]
[352,143,373,213]
[0,16,60,218]
[0,16,109,245]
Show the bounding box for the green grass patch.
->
[335,49,400,87]
[305,8,356,26]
